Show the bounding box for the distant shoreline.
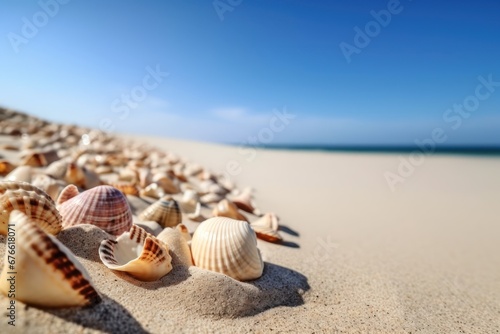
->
[235,144,500,155]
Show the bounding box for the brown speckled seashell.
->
[57,185,133,236]
[0,211,101,307]
[139,195,182,228]
[99,225,172,281]
[0,181,62,235]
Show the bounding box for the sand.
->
[1,117,500,333]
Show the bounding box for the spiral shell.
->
[191,217,264,281]
[99,225,172,281]
[139,196,182,228]
[57,185,133,236]
[0,181,62,235]
[0,211,100,307]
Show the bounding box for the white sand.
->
[1,133,500,333]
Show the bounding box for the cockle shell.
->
[250,213,282,243]
[0,211,100,307]
[191,217,264,281]
[57,185,133,236]
[157,224,193,267]
[212,199,248,222]
[0,181,62,235]
[139,196,182,228]
[0,160,16,176]
[99,225,172,281]
[4,165,32,183]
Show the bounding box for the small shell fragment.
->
[250,213,283,243]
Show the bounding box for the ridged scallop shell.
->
[4,165,32,183]
[0,211,100,307]
[99,225,172,281]
[139,196,182,228]
[57,185,133,236]
[0,181,62,235]
[250,213,283,243]
[212,199,248,222]
[191,217,264,281]
[157,224,193,267]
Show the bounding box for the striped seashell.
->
[0,211,101,307]
[250,213,282,243]
[191,217,264,281]
[212,199,248,222]
[0,181,62,235]
[139,196,182,228]
[157,224,193,267]
[57,185,133,236]
[0,160,16,176]
[4,165,32,183]
[99,225,172,281]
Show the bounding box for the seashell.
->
[157,224,193,266]
[152,173,179,194]
[183,163,202,177]
[65,162,102,189]
[31,174,66,201]
[191,217,263,281]
[212,199,248,222]
[218,176,236,192]
[0,181,62,235]
[118,168,138,183]
[250,213,282,243]
[99,225,172,281]
[199,180,227,196]
[176,223,192,242]
[231,189,261,216]
[199,192,225,204]
[45,159,69,180]
[0,160,16,176]
[21,149,59,167]
[139,182,165,199]
[94,165,114,175]
[57,185,133,236]
[138,167,152,188]
[0,144,20,151]
[0,211,101,307]
[139,196,182,228]
[108,181,140,196]
[178,189,199,214]
[4,165,32,183]
[187,202,207,222]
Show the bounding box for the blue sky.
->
[1,0,499,146]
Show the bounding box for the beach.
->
[1,118,500,333]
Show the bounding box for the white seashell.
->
[0,211,100,307]
[0,181,62,235]
[99,225,172,281]
[44,159,69,180]
[31,174,66,201]
[139,182,165,200]
[157,224,193,267]
[231,188,261,215]
[213,199,248,222]
[139,196,182,228]
[187,202,207,223]
[178,189,199,214]
[4,165,32,183]
[199,192,224,204]
[191,217,263,281]
[250,213,283,243]
[57,185,133,236]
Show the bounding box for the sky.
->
[0,0,499,146]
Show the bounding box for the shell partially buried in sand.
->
[0,181,62,235]
[157,224,193,267]
[0,211,101,307]
[191,217,264,281]
[57,185,133,236]
[99,225,173,281]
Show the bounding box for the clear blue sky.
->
[1,0,499,146]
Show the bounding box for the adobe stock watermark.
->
[7,0,71,54]
[311,236,339,265]
[384,74,499,191]
[339,0,412,63]
[99,64,169,132]
[218,107,295,182]
[213,0,242,21]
